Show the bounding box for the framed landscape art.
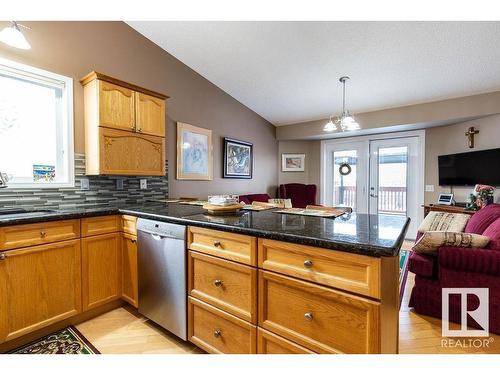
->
[223,137,253,179]
[176,122,213,180]
[281,153,306,172]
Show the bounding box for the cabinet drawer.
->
[188,227,257,266]
[257,328,315,354]
[81,215,120,237]
[121,215,137,236]
[0,220,80,251]
[258,270,380,354]
[188,297,256,354]
[258,239,381,298]
[188,251,257,323]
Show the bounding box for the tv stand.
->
[423,204,476,217]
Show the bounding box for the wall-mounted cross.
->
[465,126,479,148]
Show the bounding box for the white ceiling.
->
[128,21,500,126]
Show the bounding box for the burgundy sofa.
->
[408,204,500,334]
[278,183,317,208]
[238,193,271,205]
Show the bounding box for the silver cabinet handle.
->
[303,259,313,268]
[213,329,222,338]
[0,253,6,260]
[304,312,313,321]
[213,279,223,288]
[213,240,221,248]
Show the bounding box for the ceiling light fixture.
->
[0,21,31,50]
[323,76,360,132]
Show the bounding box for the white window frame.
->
[0,57,74,188]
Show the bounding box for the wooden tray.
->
[202,203,245,214]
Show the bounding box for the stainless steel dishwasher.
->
[137,218,187,340]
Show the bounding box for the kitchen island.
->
[0,203,409,354]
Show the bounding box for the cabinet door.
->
[121,233,138,308]
[98,80,135,132]
[0,240,81,343]
[82,233,121,311]
[99,127,165,176]
[135,92,165,137]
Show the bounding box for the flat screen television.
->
[438,147,500,186]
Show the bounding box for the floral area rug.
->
[8,326,99,354]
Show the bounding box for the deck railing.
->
[335,186,406,214]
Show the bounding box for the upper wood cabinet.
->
[0,240,82,343]
[135,92,165,137]
[98,81,136,132]
[80,71,168,176]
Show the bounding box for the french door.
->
[322,132,423,238]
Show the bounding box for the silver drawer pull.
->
[213,329,222,338]
[0,253,6,260]
[304,312,313,321]
[213,279,223,288]
[303,259,313,268]
[213,240,222,248]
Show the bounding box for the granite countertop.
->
[0,202,410,257]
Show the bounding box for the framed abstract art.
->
[176,122,213,180]
[223,137,253,179]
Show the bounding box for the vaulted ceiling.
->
[128,21,500,125]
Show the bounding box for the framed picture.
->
[176,122,213,180]
[281,153,306,172]
[223,138,253,179]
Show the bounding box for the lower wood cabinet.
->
[121,233,138,308]
[258,270,380,354]
[188,250,257,323]
[0,240,82,343]
[82,233,122,311]
[188,297,257,354]
[257,328,315,354]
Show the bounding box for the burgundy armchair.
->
[408,204,500,334]
[279,183,317,208]
[238,193,271,205]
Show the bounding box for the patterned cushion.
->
[412,231,490,254]
[417,211,470,233]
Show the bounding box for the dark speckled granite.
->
[0,203,409,257]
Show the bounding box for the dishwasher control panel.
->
[136,218,186,240]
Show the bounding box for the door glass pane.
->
[333,150,357,210]
[377,146,407,216]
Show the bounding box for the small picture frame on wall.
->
[176,122,213,180]
[223,137,253,179]
[281,153,306,172]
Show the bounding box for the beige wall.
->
[0,21,277,197]
[278,141,321,188]
[425,114,500,204]
[276,91,500,141]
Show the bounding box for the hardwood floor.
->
[75,243,499,354]
[76,306,203,354]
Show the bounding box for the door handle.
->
[370,193,378,198]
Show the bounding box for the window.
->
[0,58,74,188]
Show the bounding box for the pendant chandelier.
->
[323,76,360,132]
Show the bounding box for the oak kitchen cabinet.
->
[0,215,140,349]
[187,226,400,354]
[0,239,82,343]
[80,71,168,176]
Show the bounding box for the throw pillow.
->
[412,231,490,254]
[418,212,470,233]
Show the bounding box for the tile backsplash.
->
[0,153,168,209]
